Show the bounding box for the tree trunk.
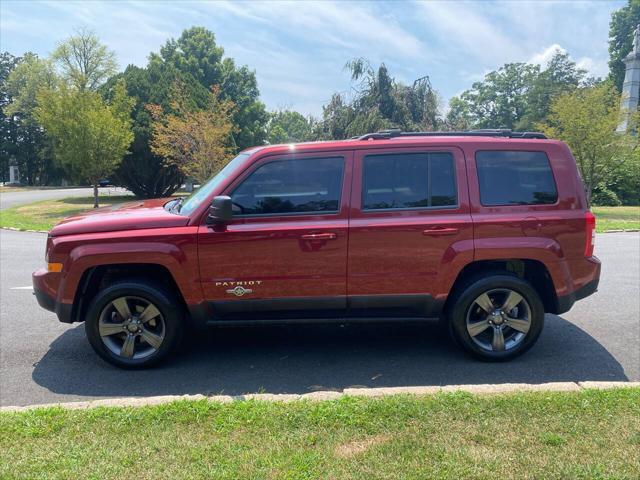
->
[93,183,99,208]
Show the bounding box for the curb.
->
[2,381,638,412]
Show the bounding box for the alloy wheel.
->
[465,288,532,353]
[98,296,165,360]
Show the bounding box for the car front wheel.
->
[85,280,183,369]
[448,274,544,361]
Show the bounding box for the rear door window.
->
[231,157,344,215]
[475,151,558,206]
[362,152,456,210]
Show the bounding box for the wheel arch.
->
[70,263,187,324]
[445,259,559,314]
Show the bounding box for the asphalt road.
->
[0,229,638,407]
[0,187,130,210]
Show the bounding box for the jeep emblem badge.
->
[227,286,252,297]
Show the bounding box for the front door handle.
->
[300,232,337,240]
[422,227,459,236]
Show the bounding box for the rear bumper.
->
[556,256,601,314]
[32,268,73,323]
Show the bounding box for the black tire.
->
[84,279,184,369]
[447,273,544,361]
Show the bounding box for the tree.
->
[518,52,586,129]
[149,27,267,150]
[35,81,134,207]
[608,0,640,91]
[1,52,21,184]
[315,59,442,140]
[266,110,315,144]
[101,64,199,198]
[4,53,58,185]
[53,28,117,92]
[447,52,585,130]
[148,84,235,183]
[538,83,638,202]
[105,26,269,198]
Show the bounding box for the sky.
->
[0,0,625,116]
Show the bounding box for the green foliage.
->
[3,52,59,185]
[35,81,134,206]
[266,110,316,144]
[315,59,441,139]
[108,26,267,197]
[538,83,637,201]
[5,53,57,121]
[101,65,197,198]
[52,27,117,92]
[605,145,640,205]
[608,0,640,91]
[148,84,236,183]
[447,52,585,130]
[0,52,21,184]
[149,27,267,150]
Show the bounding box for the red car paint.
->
[33,135,600,327]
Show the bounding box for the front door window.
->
[231,157,344,215]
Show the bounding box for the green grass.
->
[592,206,640,232]
[1,388,639,479]
[0,196,135,231]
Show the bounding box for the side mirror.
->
[207,196,233,224]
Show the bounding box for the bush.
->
[591,184,622,206]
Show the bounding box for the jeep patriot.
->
[33,129,601,368]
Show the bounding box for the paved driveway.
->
[0,229,638,407]
[0,187,130,210]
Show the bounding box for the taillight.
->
[585,211,596,257]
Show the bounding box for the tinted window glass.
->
[430,153,457,207]
[231,157,344,215]
[476,151,557,206]
[362,152,456,210]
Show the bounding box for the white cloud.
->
[527,44,608,79]
[0,0,624,116]
[208,1,427,59]
[415,1,524,63]
[576,57,608,79]
[528,44,566,67]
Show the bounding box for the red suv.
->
[33,130,600,368]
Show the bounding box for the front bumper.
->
[32,268,73,323]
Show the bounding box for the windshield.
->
[178,153,250,216]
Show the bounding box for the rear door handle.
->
[300,232,337,240]
[422,227,459,236]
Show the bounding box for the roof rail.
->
[357,129,547,140]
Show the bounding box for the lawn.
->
[0,388,638,479]
[0,195,134,231]
[592,206,640,232]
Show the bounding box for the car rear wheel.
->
[85,280,183,369]
[448,274,544,361]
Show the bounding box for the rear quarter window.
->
[475,151,558,206]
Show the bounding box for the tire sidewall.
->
[84,280,182,369]
[449,274,545,361]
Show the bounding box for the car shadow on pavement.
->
[32,314,627,400]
